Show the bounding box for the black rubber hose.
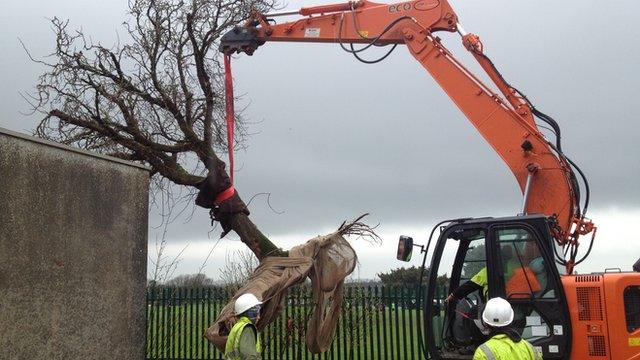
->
[349,43,398,64]
[565,155,591,218]
[532,108,563,153]
[337,13,411,62]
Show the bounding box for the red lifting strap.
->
[215,185,236,204]
[215,53,236,205]
[224,53,235,184]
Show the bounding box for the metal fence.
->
[147,284,447,360]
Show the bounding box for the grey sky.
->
[2,0,639,279]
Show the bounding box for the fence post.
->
[146,287,152,359]
[407,285,415,360]
[366,286,374,360]
[178,287,184,359]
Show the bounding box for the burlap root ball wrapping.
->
[205,232,357,354]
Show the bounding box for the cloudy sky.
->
[2,0,639,281]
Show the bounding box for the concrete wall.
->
[0,128,149,360]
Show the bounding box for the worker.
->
[445,266,488,303]
[443,247,511,304]
[225,293,262,360]
[502,243,541,298]
[444,245,539,348]
[524,242,548,296]
[443,265,489,352]
[473,297,542,360]
[445,245,533,304]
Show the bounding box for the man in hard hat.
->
[473,297,542,360]
[225,293,262,360]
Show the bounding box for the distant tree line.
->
[377,266,449,289]
[148,273,216,289]
[147,265,452,290]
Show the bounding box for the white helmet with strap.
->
[482,297,514,328]
[234,293,262,315]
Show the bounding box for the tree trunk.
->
[229,214,285,260]
[196,156,285,260]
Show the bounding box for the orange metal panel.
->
[256,0,457,44]
[562,274,611,359]
[563,273,640,359]
[602,273,640,360]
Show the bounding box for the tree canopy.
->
[28,0,285,258]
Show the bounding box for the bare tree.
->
[26,0,285,259]
[149,224,189,285]
[219,249,258,292]
[166,273,216,287]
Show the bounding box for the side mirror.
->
[397,235,414,262]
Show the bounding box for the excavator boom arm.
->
[221,0,594,268]
[220,0,458,51]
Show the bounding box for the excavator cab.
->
[407,215,573,359]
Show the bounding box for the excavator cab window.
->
[496,228,554,300]
[624,286,640,332]
[494,227,558,345]
[450,232,487,353]
[427,226,489,358]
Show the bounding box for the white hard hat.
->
[234,293,262,315]
[482,297,514,328]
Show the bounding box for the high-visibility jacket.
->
[506,267,541,298]
[224,316,262,360]
[473,334,542,360]
[471,267,489,298]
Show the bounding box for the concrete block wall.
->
[0,128,149,359]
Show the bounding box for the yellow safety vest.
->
[472,334,542,360]
[224,316,262,359]
[471,267,489,298]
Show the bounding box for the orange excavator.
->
[219,0,640,358]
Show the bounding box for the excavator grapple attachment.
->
[219,26,264,55]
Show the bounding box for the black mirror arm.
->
[413,243,427,254]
